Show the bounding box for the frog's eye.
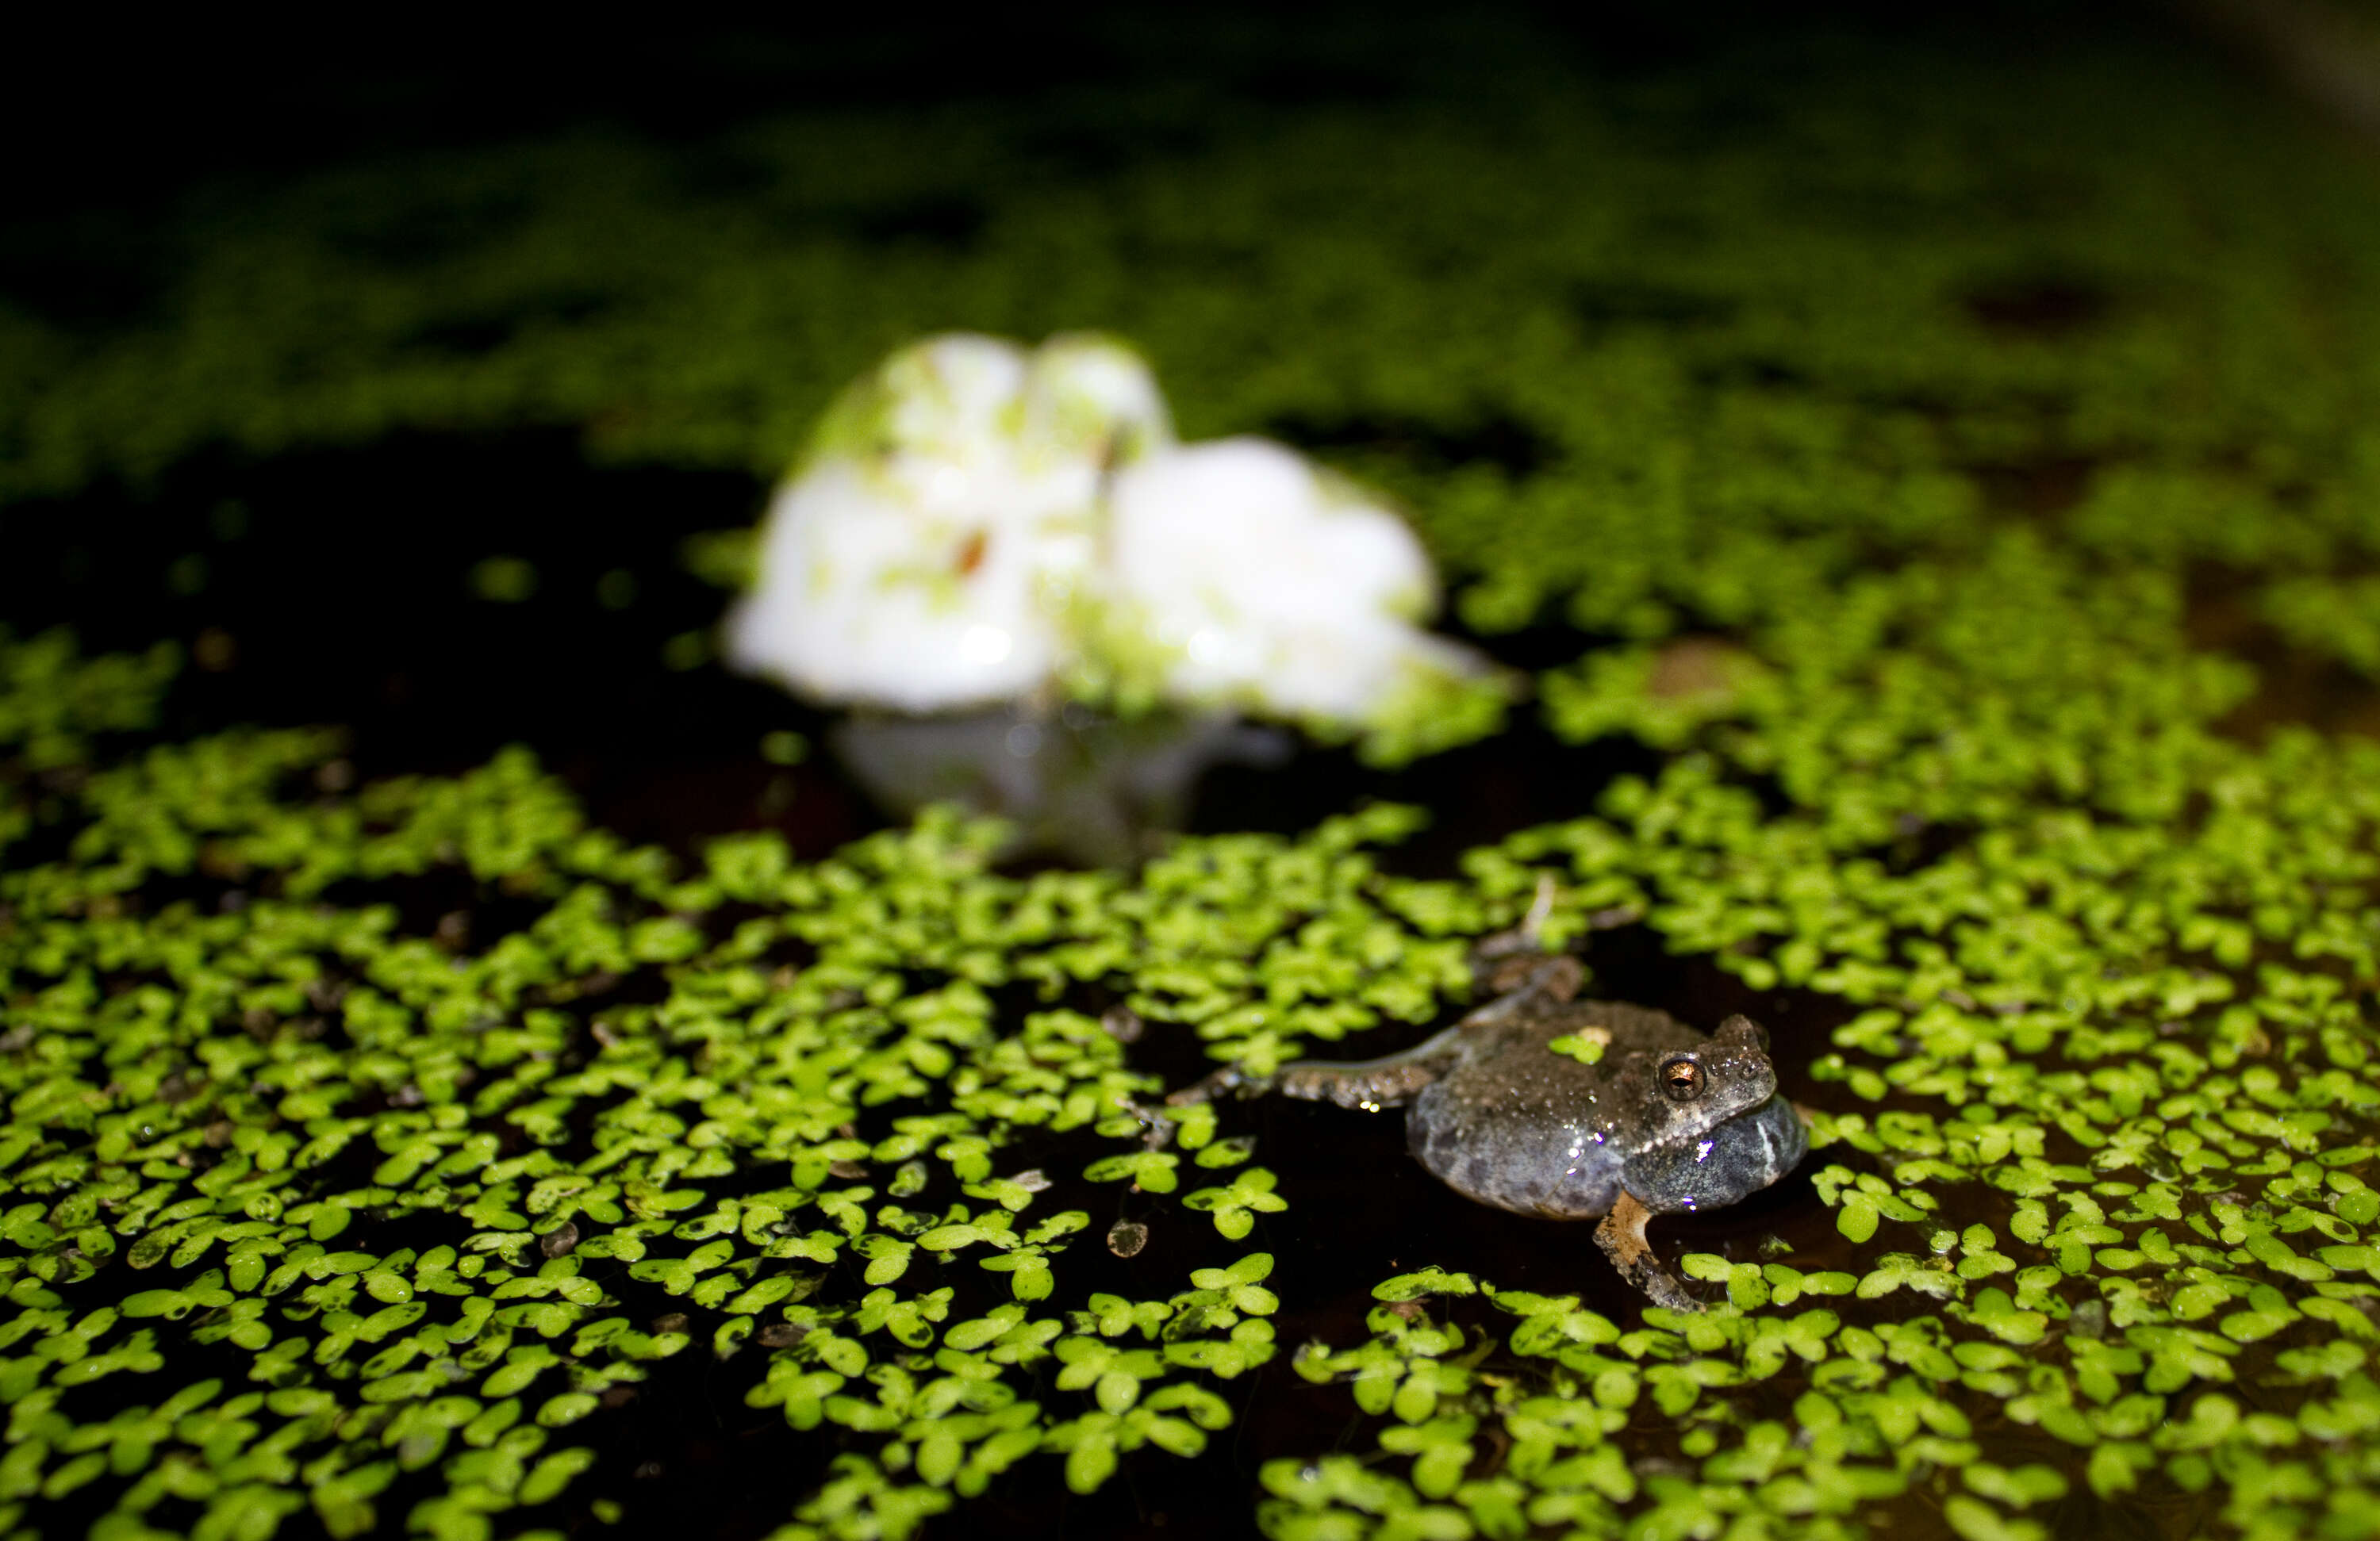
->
[1659,1056,1703,1102]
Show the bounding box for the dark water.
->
[0,432,1672,866]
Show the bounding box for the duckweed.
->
[0,632,1509,1538]
[18,6,2380,1539]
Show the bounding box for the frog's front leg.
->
[1594,1191,1701,1313]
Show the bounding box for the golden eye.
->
[1660,1057,1703,1102]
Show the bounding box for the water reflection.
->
[831,707,1292,867]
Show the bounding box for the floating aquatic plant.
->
[14,10,2380,1539]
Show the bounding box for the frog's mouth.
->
[1632,1093,1810,1215]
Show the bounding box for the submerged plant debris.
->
[14,6,2380,1540]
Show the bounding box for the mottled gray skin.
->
[1402,991,1804,1224]
[1172,957,1807,1309]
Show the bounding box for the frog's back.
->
[1407,999,1699,1219]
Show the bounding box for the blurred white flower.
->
[1105,438,1478,722]
[725,333,1169,711]
[726,332,1488,730]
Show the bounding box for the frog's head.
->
[1645,1014,1777,1137]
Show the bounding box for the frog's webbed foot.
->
[1459,954,1584,1035]
[1469,873,1562,991]
[1472,895,1552,963]
[1467,876,1592,1002]
[1595,1191,1701,1313]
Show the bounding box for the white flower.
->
[1104,437,1480,723]
[725,331,1485,728]
[724,333,1169,711]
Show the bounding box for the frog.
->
[1168,953,1806,1311]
